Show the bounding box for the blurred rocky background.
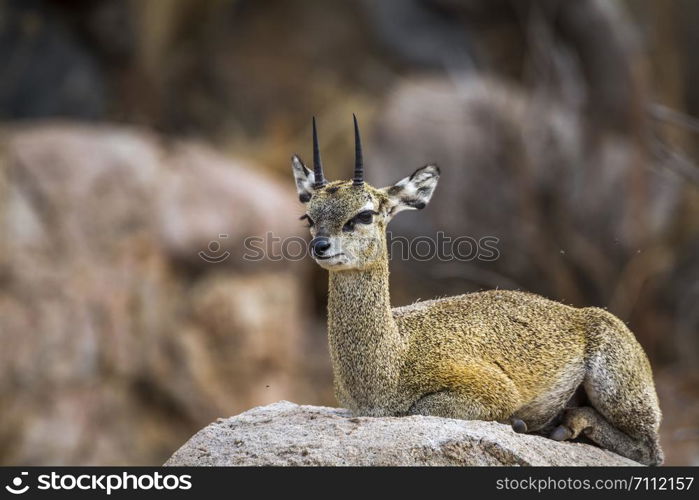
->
[0,0,697,465]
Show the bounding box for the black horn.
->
[312,116,326,188]
[352,114,364,186]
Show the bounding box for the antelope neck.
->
[326,258,406,414]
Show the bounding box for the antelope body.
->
[290,116,663,465]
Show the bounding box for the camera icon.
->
[5,472,29,495]
[198,234,231,263]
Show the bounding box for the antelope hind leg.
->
[550,406,659,465]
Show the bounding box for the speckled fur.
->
[291,157,663,465]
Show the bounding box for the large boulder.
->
[165,401,639,466]
[0,124,315,465]
[372,76,682,306]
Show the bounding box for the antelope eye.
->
[343,210,376,232]
[355,210,374,224]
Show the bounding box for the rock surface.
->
[165,401,639,466]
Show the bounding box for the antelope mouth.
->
[315,252,345,261]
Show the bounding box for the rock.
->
[0,123,314,465]
[370,75,683,353]
[155,141,301,268]
[164,401,639,466]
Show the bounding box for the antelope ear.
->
[380,165,439,221]
[291,155,315,203]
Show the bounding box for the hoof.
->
[510,418,527,433]
[550,425,573,441]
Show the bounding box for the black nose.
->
[310,236,331,257]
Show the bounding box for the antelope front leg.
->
[408,363,521,422]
